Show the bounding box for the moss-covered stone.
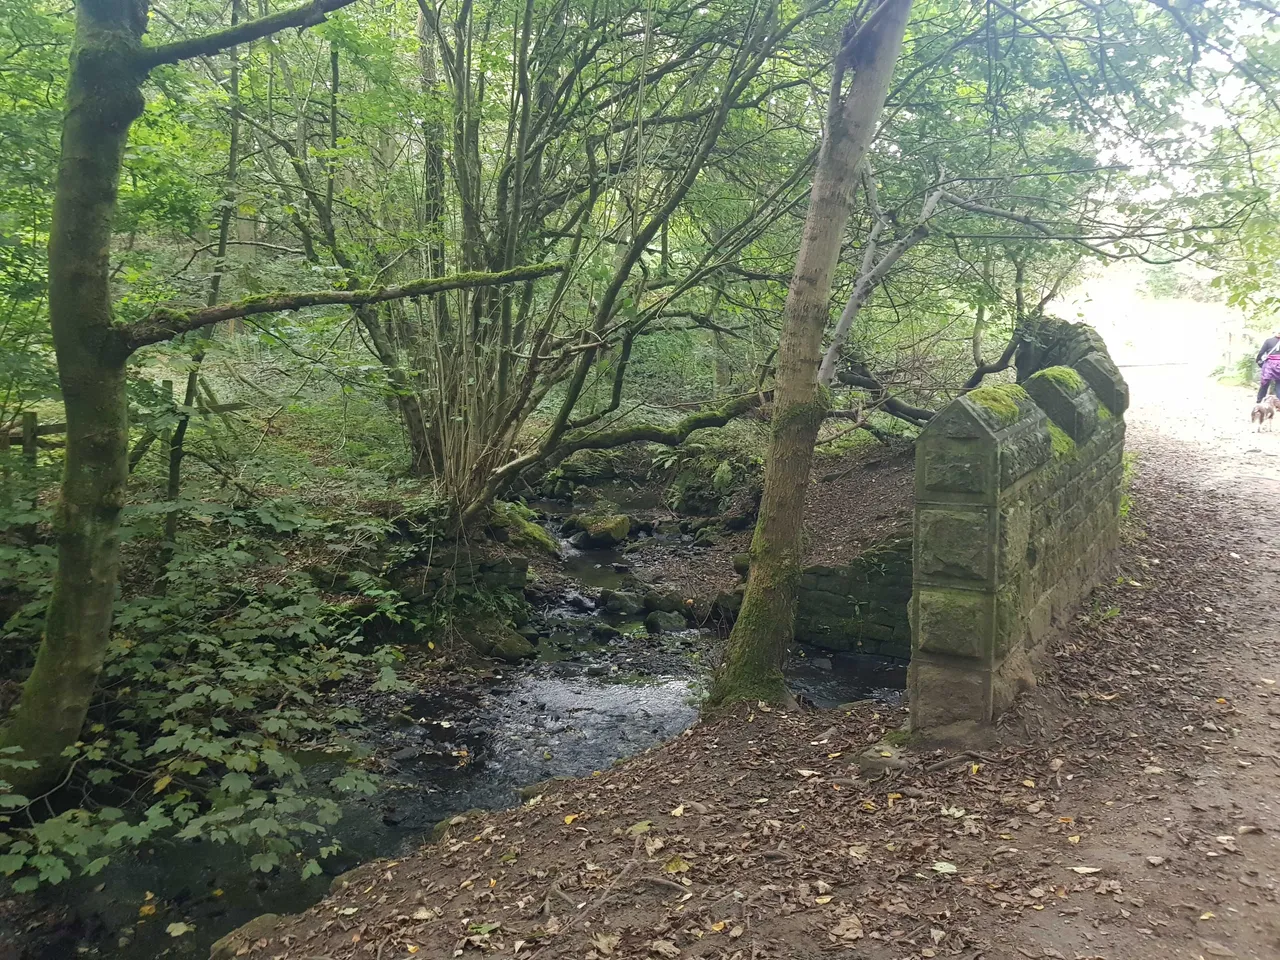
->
[644,609,688,634]
[560,448,620,482]
[1029,365,1086,392]
[967,383,1033,426]
[563,512,633,547]
[460,617,536,661]
[1048,421,1077,459]
[489,501,559,556]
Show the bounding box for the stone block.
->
[1025,366,1102,444]
[920,441,994,497]
[999,420,1053,488]
[1073,351,1130,416]
[909,659,991,727]
[916,507,994,582]
[915,587,991,660]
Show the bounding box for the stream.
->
[26,518,904,960]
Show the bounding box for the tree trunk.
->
[1,1,147,794]
[707,0,914,709]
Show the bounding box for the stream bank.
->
[3,444,911,960]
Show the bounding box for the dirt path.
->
[993,364,1280,960]
[221,365,1280,960]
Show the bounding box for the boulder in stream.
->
[564,512,633,547]
[642,589,686,613]
[461,617,537,662]
[644,609,688,634]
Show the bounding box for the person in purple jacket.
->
[1256,331,1280,402]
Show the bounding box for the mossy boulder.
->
[460,617,536,661]
[643,589,686,613]
[712,587,744,621]
[645,609,689,634]
[732,553,752,578]
[599,589,644,616]
[488,501,559,556]
[564,512,633,547]
[560,448,621,483]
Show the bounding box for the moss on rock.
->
[968,383,1032,426]
[1048,421,1077,460]
[1029,365,1086,392]
[489,501,559,556]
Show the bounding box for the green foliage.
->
[0,488,412,891]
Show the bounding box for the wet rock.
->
[492,631,537,662]
[328,868,364,895]
[643,590,686,613]
[712,587,743,621]
[210,914,282,960]
[518,775,575,800]
[563,513,634,547]
[391,746,422,762]
[645,609,688,634]
[431,809,487,843]
[462,617,536,661]
[591,623,622,641]
[692,525,720,548]
[599,589,643,616]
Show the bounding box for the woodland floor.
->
[216,364,1280,960]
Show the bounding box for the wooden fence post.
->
[21,411,37,464]
[0,426,9,508]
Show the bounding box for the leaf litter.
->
[220,415,1280,960]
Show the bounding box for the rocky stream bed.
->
[14,503,906,960]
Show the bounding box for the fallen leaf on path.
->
[1069,867,1102,874]
[669,805,684,817]
[165,922,194,937]
[932,861,958,874]
[830,914,864,942]
[649,939,680,957]
[590,932,621,955]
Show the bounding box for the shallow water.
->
[38,536,904,960]
[50,658,701,960]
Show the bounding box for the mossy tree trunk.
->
[0,0,149,794]
[1,0,363,797]
[708,0,914,709]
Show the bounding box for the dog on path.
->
[1252,395,1279,431]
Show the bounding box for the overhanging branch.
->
[120,263,565,353]
[138,0,360,70]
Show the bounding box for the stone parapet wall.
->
[909,321,1128,730]
[794,535,912,660]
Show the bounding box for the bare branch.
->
[121,263,565,353]
[139,0,360,70]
